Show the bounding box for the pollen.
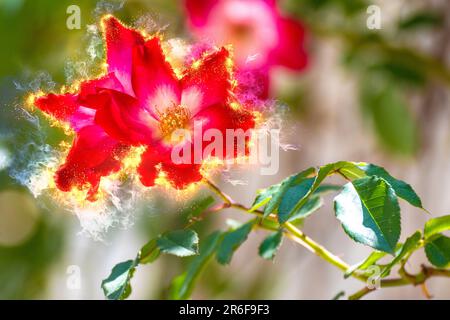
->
[157,104,191,137]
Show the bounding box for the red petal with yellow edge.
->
[181,47,232,115]
[55,125,129,200]
[137,144,202,189]
[194,103,255,159]
[35,93,78,121]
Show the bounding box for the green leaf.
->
[329,161,366,181]
[254,162,364,223]
[139,238,160,264]
[424,215,450,239]
[259,230,283,260]
[359,163,423,208]
[314,184,343,195]
[344,250,387,279]
[101,259,138,300]
[368,60,426,87]
[169,231,223,300]
[185,196,216,218]
[279,162,365,223]
[278,178,315,223]
[334,176,401,253]
[398,12,443,30]
[216,220,255,265]
[250,184,281,212]
[288,196,323,222]
[381,231,422,277]
[157,229,199,257]
[263,167,315,217]
[360,83,418,155]
[425,234,450,268]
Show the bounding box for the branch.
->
[203,178,450,300]
[349,265,450,300]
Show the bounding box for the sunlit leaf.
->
[334,176,401,253]
[424,215,450,239]
[359,163,423,208]
[280,162,365,223]
[157,229,199,257]
[264,168,315,218]
[101,259,137,300]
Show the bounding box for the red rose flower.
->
[32,15,255,200]
[184,0,308,99]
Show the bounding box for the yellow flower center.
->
[157,104,191,138]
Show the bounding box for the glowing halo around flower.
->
[24,14,262,219]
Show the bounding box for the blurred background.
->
[0,0,450,299]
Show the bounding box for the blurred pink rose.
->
[184,0,308,99]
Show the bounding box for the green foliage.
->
[334,176,401,253]
[102,230,200,300]
[345,250,387,278]
[101,259,138,300]
[139,238,160,264]
[360,81,418,155]
[398,11,443,31]
[424,215,450,239]
[259,230,284,261]
[252,162,365,224]
[287,195,323,222]
[255,168,315,218]
[183,196,215,220]
[103,161,448,300]
[358,164,423,208]
[169,232,223,300]
[250,183,282,213]
[381,231,422,277]
[157,229,199,257]
[425,235,450,268]
[216,220,255,265]
[278,178,315,223]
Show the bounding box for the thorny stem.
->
[203,178,450,300]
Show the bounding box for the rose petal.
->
[194,103,255,159]
[235,68,270,101]
[55,125,129,200]
[94,89,158,145]
[35,93,79,121]
[181,47,232,115]
[78,72,125,108]
[131,38,181,118]
[102,15,145,95]
[271,16,308,70]
[137,144,202,189]
[184,0,219,28]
